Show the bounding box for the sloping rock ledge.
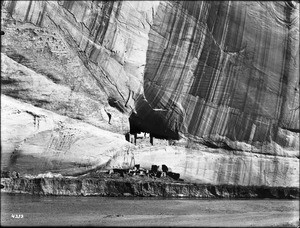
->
[1,176,299,199]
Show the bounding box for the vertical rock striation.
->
[1,1,299,188]
[1,0,160,133]
[1,1,159,173]
[131,1,299,155]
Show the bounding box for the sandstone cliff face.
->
[129,1,299,187]
[132,1,299,152]
[1,0,159,133]
[134,145,299,187]
[1,1,299,188]
[1,94,135,175]
[1,0,158,174]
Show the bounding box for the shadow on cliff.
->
[129,96,179,140]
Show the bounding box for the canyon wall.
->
[1,93,136,176]
[134,145,299,187]
[130,1,299,187]
[1,1,299,188]
[1,1,160,132]
[1,1,158,174]
[131,1,299,151]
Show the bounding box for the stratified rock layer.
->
[1,177,299,199]
[1,0,158,174]
[1,1,299,189]
[1,0,160,133]
[1,94,136,175]
[131,1,299,153]
[134,145,299,187]
[130,1,299,188]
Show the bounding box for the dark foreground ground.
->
[1,193,299,227]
